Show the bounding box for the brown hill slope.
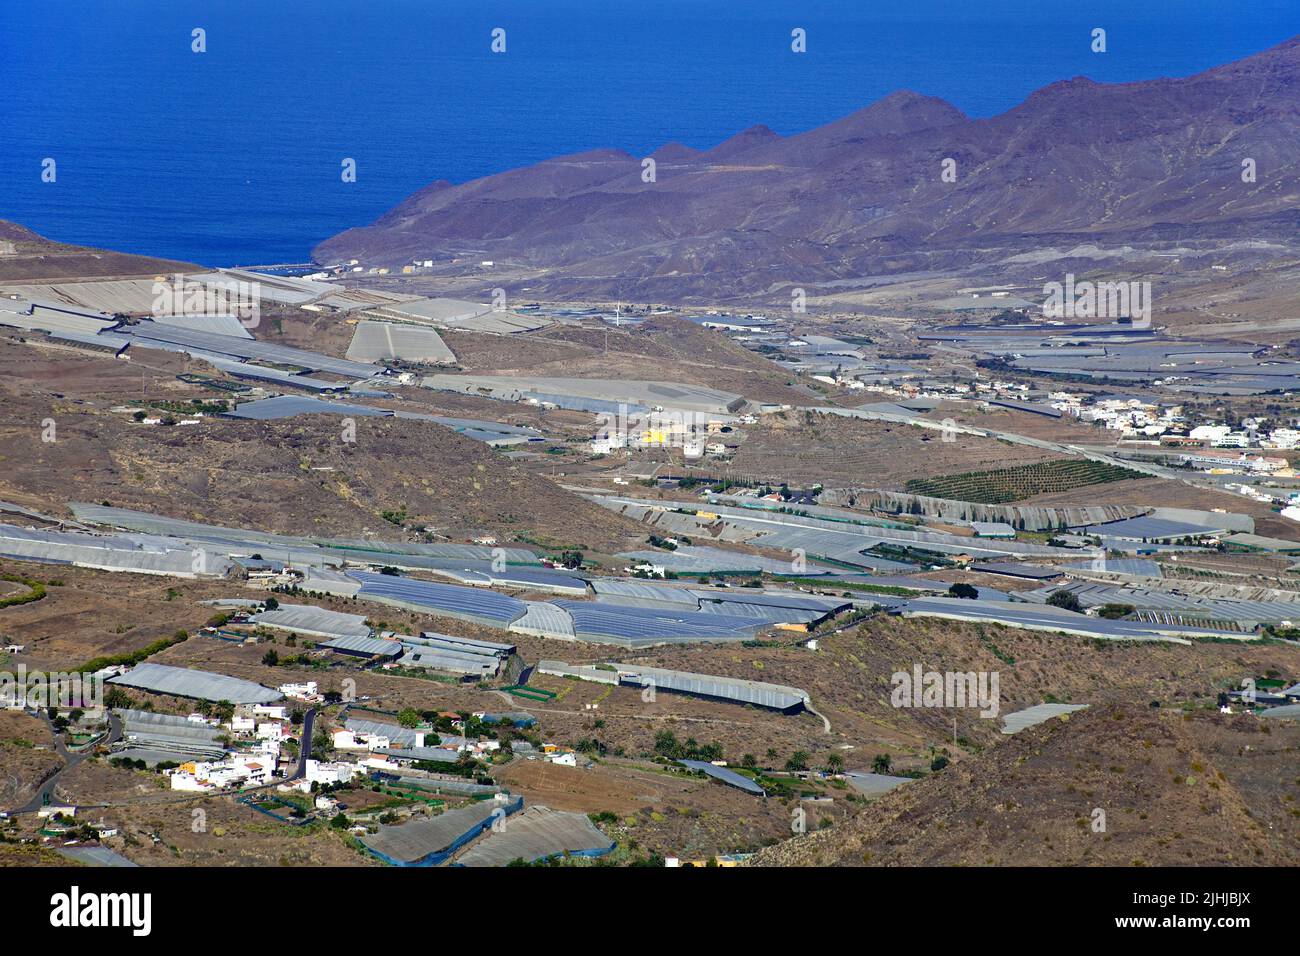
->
[625,612,1300,770]
[446,314,811,405]
[0,220,197,283]
[316,38,1300,300]
[749,704,1298,866]
[0,347,640,550]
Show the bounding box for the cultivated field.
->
[906,460,1145,504]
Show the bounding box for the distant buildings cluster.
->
[166,702,292,792]
[1048,393,1299,476]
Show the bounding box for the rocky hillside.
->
[749,704,1299,866]
[316,37,1300,300]
[0,347,641,551]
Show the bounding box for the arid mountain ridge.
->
[314,37,1300,302]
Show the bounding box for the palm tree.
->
[871,753,892,775]
[824,753,844,775]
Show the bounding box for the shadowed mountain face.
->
[315,38,1300,301]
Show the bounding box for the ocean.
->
[1,0,1295,267]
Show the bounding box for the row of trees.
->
[653,730,723,762]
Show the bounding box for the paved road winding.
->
[7,711,122,815]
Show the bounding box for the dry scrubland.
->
[0,221,198,284]
[0,711,59,809]
[1,252,1298,865]
[48,780,375,868]
[937,404,1115,444]
[43,606,1299,863]
[445,316,812,405]
[727,412,1062,487]
[750,705,1300,866]
[0,561,225,672]
[260,309,810,408]
[0,348,642,551]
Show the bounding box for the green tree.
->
[1097,603,1135,619]
[104,687,134,710]
[653,730,681,759]
[397,707,420,729]
[310,727,332,760]
[1046,589,1083,613]
[872,753,892,775]
[785,751,810,772]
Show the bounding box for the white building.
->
[229,758,271,786]
[168,773,212,792]
[590,434,627,455]
[304,759,355,786]
[169,754,272,790]
[331,729,391,751]
[1265,428,1300,449]
[1189,424,1232,443]
[278,681,320,701]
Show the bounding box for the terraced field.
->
[906,459,1145,505]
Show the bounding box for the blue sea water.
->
[1,0,1295,267]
